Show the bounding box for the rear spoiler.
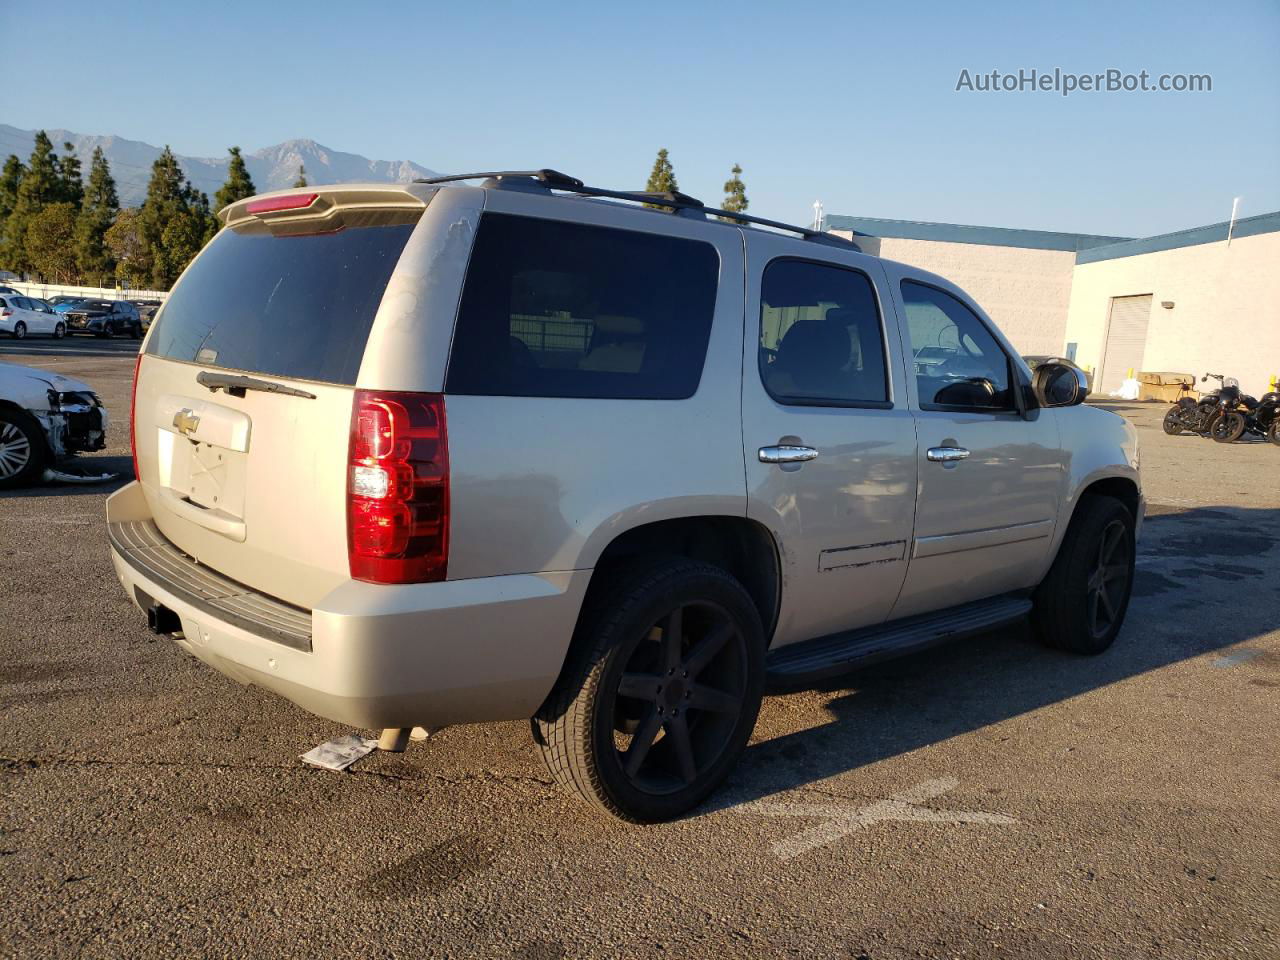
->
[219,184,434,229]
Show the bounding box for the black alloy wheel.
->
[1085,517,1132,641]
[534,559,765,822]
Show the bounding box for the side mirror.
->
[1033,361,1088,408]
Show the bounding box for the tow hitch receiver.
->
[146,603,181,635]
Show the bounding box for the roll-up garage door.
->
[1099,294,1152,393]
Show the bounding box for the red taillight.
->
[129,353,142,482]
[347,390,449,584]
[1,309,11,317]
[245,192,319,215]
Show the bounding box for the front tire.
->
[1033,496,1135,655]
[1269,420,1280,446]
[0,407,47,489]
[12,321,25,339]
[1161,408,1183,435]
[533,559,765,822]
[53,322,65,339]
[1211,411,1246,443]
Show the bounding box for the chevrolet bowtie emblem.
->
[172,409,201,436]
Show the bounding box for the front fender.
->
[1047,405,1143,561]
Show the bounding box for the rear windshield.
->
[146,215,418,385]
[445,213,720,400]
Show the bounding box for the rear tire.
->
[0,407,47,489]
[1161,408,1183,435]
[533,559,765,822]
[1269,420,1280,446]
[1032,496,1135,655]
[1211,411,1246,443]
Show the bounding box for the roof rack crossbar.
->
[413,170,862,246]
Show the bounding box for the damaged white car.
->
[0,361,109,488]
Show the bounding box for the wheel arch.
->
[585,515,783,646]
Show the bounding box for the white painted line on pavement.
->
[1212,649,1264,668]
[738,777,1017,860]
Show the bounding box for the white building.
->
[827,211,1280,398]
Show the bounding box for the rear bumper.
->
[106,482,589,729]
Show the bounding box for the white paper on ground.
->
[1109,378,1141,400]
[300,734,379,771]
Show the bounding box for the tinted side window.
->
[759,259,889,405]
[901,281,1012,410]
[446,214,720,400]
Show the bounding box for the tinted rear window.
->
[445,213,720,400]
[146,216,418,385]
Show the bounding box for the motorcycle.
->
[1240,389,1280,446]
[1163,373,1229,437]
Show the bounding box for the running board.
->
[767,594,1032,682]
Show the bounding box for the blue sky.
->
[5,0,1277,236]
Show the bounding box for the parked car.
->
[128,299,163,333]
[108,175,1142,822]
[0,285,18,296]
[64,299,142,338]
[0,361,108,487]
[1024,355,1094,395]
[1,295,68,339]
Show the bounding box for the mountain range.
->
[0,124,439,207]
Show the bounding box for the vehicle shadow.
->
[0,455,134,500]
[706,503,1280,813]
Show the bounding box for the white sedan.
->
[0,294,67,339]
[0,361,108,487]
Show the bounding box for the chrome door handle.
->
[926,446,971,463]
[759,445,819,464]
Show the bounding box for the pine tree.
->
[139,147,197,288]
[644,148,678,212]
[75,148,120,285]
[293,164,308,188]
[214,146,256,212]
[3,132,61,275]
[25,202,78,282]
[719,163,748,221]
[106,208,151,288]
[57,142,83,208]
[0,155,25,269]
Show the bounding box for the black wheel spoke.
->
[687,683,740,714]
[666,714,697,784]
[662,607,684,673]
[618,673,662,702]
[1097,583,1116,621]
[623,707,663,778]
[682,623,732,678]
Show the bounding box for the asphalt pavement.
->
[1,341,1277,959]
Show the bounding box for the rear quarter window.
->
[445,213,720,400]
[146,214,419,385]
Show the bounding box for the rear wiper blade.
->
[196,371,317,399]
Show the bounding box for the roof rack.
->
[414,169,862,248]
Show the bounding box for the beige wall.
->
[1064,231,1280,398]
[833,232,1077,355]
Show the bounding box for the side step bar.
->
[767,594,1033,682]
